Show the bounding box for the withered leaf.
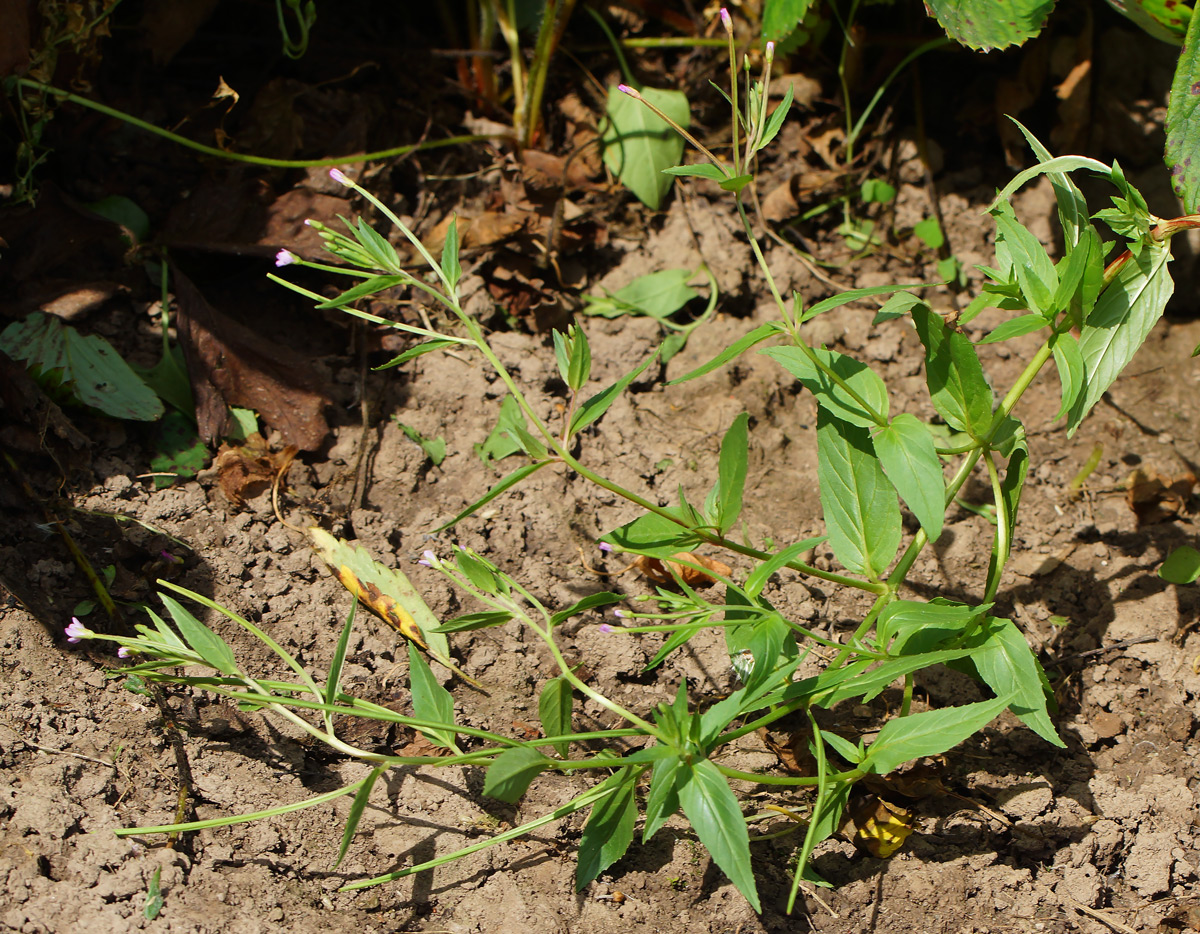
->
[631,552,732,588]
[214,435,295,506]
[174,269,330,450]
[1124,467,1196,526]
[846,794,915,858]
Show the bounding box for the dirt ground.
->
[2,4,1200,933]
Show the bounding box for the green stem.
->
[16,79,501,168]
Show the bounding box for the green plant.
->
[76,11,1200,914]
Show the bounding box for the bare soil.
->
[2,5,1199,933]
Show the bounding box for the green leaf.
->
[801,283,934,324]
[875,599,989,655]
[602,85,689,209]
[860,178,896,204]
[1050,226,1101,319]
[1010,120,1090,249]
[677,760,760,912]
[570,349,658,435]
[142,866,163,920]
[977,314,1049,345]
[430,610,514,633]
[762,345,888,428]
[924,0,1055,49]
[967,617,1063,746]
[600,508,703,558]
[538,677,573,758]
[774,649,976,709]
[550,592,626,626]
[584,269,698,320]
[374,339,459,371]
[1107,0,1190,41]
[455,549,503,595]
[667,322,781,385]
[324,599,357,708]
[158,594,238,675]
[0,312,164,421]
[1050,332,1085,420]
[871,414,944,541]
[1067,240,1173,435]
[1160,545,1200,584]
[396,422,446,466]
[149,410,207,488]
[333,765,385,869]
[763,0,814,41]
[662,163,728,181]
[576,769,639,890]
[913,217,944,250]
[711,413,750,535]
[988,155,1112,209]
[873,291,926,324]
[483,747,551,804]
[987,441,1029,592]
[643,753,684,842]
[89,194,152,244]
[408,643,457,749]
[753,81,794,153]
[991,202,1058,312]
[742,537,826,598]
[1166,7,1200,212]
[441,214,462,291]
[861,695,1014,775]
[314,275,408,309]
[718,174,755,193]
[911,304,993,439]
[816,409,901,579]
[475,395,527,465]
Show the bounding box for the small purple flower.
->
[160,549,184,566]
[275,249,298,268]
[765,40,775,58]
[598,624,615,634]
[65,618,91,643]
[118,646,133,659]
[599,542,613,554]
[617,84,639,98]
[329,167,351,186]
[720,8,732,32]
[419,549,438,568]
[613,609,627,619]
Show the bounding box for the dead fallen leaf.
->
[213,434,291,505]
[173,269,331,450]
[846,794,915,858]
[631,552,732,588]
[758,727,817,775]
[1124,467,1196,526]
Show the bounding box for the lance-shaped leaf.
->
[763,345,889,428]
[911,304,993,439]
[1067,240,1173,434]
[1050,333,1084,420]
[668,322,782,385]
[1167,9,1200,213]
[709,413,750,534]
[817,409,901,579]
[643,753,684,843]
[600,508,704,558]
[159,594,238,675]
[408,643,458,749]
[571,349,658,435]
[483,747,552,804]
[861,695,1014,775]
[575,768,639,890]
[538,676,573,758]
[872,414,944,542]
[966,617,1063,747]
[678,759,761,912]
[991,202,1058,313]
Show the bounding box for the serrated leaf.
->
[1067,240,1173,434]
[1167,9,1200,212]
[925,0,1056,51]
[911,304,993,439]
[602,85,689,209]
[763,0,814,41]
[678,760,760,912]
[0,313,164,421]
[1010,120,1090,249]
[667,323,781,385]
[483,747,551,804]
[817,410,901,579]
[762,345,889,428]
[538,676,573,758]
[575,769,638,890]
[861,695,1014,775]
[967,617,1063,746]
[991,203,1058,312]
[872,414,944,542]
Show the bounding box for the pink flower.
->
[617,84,640,99]
[599,542,613,554]
[720,8,732,32]
[613,609,627,619]
[418,549,438,568]
[65,618,91,643]
[275,249,298,267]
[118,646,133,659]
[599,624,615,634]
[329,167,351,186]
[766,40,775,58]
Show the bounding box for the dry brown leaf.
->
[1124,467,1196,525]
[214,435,296,506]
[631,552,732,588]
[174,269,330,450]
[846,794,915,858]
[758,727,817,776]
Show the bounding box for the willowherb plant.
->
[79,10,1200,914]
